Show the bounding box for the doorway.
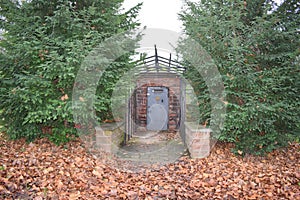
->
[146,86,169,131]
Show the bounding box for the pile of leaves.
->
[0,137,299,199]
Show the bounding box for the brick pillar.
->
[189,128,211,158]
[95,126,112,153]
[185,122,211,158]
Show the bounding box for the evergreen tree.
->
[179,0,299,155]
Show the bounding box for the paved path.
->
[115,131,188,165]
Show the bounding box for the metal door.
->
[147,87,169,130]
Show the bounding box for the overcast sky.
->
[122,0,185,32]
[122,0,284,33]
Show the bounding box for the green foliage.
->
[0,0,141,143]
[179,0,300,155]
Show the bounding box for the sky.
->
[122,0,284,33]
[122,0,186,32]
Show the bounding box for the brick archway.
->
[119,45,211,159]
[134,74,182,131]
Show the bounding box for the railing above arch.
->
[133,45,186,74]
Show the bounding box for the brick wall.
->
[135,73,181,131]
[92,122,211,159]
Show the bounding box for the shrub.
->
[0,0,141,144]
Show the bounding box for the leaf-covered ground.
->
[0,137,299,199]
